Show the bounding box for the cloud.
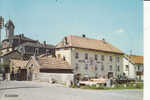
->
[116,28,125,33]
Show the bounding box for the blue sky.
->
[0,0,143,56]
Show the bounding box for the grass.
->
[70,82,143,90]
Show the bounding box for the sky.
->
[0,0,143,56]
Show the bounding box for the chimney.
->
[82,34,86,38]
[43,41,46,47]
[102,38,106,43]
[19,34,21,38]
[21,34,24,38]
[19,34,22,43]
[64,37,67,45]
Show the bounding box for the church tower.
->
[5,19,15,39]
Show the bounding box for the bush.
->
[136,83,143,89]
[80,84,105,90]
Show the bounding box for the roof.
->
[10,59,28,69]
[56,35,123,54]
[20,42,55,49]
[37,56,72,69]
[2,34,36,42]
[130,55,143,64]
[0,50,21,57]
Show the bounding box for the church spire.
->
[5,19,15,39]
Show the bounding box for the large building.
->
[0,19,55,62]
[56,35,124,79]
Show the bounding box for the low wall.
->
[35,73,73,84]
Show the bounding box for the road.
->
[0,81,143,100]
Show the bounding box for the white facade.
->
[135,64,144,81]
[56,48,123,79]
[123,57,136,79]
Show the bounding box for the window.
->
[75,63,78,71]
[90,59,93,65]
[35,48,39,54]
[117,65,120,72]
[75,52,79,59]
[85,64,88,70]
[138,65,140,71]
[109,65,112,71]
[95,64,98,71]
[95,54,98,60]
[117,56,120,62]
[109,56,112,62]
[126,65,129,71]
[101,55,104,61]
[30,64,34,70]
[101,64,104,71]
[85,53,88,59]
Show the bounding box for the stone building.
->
[10,59,28,80]
[0,19,55,62]
[26,55,73,84]
[56,35,124,79]
[0,50,22,64]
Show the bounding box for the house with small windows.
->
[130,55,143,81]
[26,54,73,84]
[123,55,136,80]
[123,55,143,81]
[56,35,124,79]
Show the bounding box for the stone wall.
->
[35,73,73,84]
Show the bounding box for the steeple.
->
[5,19,15,39]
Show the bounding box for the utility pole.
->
[0,16,4,46]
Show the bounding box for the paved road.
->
[0,81,143,100]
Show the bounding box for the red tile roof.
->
[37,56,72,70]
[130,55,143,64]
[56,35,123,54]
